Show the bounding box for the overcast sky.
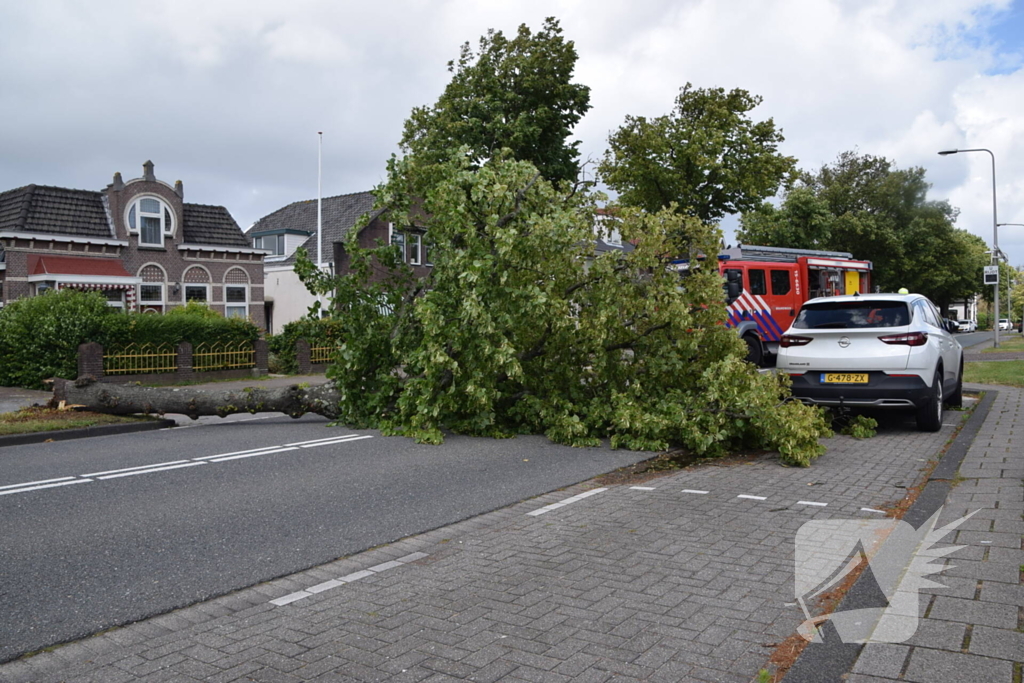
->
[2,0,1023,271]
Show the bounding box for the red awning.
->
[29,255,133,278]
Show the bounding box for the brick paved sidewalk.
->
[847,385,1024,683]
[0,396,1011,683]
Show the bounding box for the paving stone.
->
[903,648,1015,683]
[852,643,910,678]
[967,624,1024,661]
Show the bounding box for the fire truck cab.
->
[677,245,873,366]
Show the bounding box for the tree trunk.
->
[52,378,343,421]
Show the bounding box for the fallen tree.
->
[52,377,342,421]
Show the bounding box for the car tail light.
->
[878,332,928,346]
[779,335,813,348]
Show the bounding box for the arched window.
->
[224,268,249,319]
[137,263,167,312]
[127,196,174,246]
[182,266,211,303]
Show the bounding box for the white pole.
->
[317,131,324,317]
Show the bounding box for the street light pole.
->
[939,148,999,346]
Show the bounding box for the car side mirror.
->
[724,271,742,305]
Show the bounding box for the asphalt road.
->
[955,329,993,349]
[0,415,651,663]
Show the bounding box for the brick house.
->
[0,161,265,326]
[253,191,429,333]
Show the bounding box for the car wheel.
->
[743,334,763,367]
[916,369,943,432]
[945,360,963,408]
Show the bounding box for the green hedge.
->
[0,291,260,389]
[268,317,345,374]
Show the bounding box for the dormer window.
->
[127,197,173,246]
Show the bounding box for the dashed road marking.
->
[737,494,768,501]
[84,460,191,477]
[681,489,709,495]
[796,500,828,507]
[0,476,75,491]
[97,462,207,480]
[270,552,430,606]
[527,488,608,516]
[861,507,887,514]
[0,479,92,496]
[630,486,656,491]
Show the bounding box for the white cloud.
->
[0,0,1021,264]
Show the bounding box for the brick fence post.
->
[177,341,195,380]
[77,342,104,380]
[296,338,311,375]
[254,339,269,376]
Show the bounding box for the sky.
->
[2,0,1023,271]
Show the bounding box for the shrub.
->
[268,317,345,374]
[0,292,261,389]
[0,289,117,388]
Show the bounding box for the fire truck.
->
[676,245,873,366]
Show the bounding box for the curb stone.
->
[0,418,175,449]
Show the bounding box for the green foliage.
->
[600,83,796,225]
[838,414,878,439]
[0,291,259,389]
[977,310,993,330]
[737,151,988,310]
[297,152,832,466]
[400,17,591,186]
[268,317,346,374]
[0,289,115,389]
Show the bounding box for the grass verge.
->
[0,406,153,436]
[981,335,1024,353]
[964,360,1024,387]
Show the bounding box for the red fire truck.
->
[676,245,873,366]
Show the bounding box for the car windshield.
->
[793,300,910,329]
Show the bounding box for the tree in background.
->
[599,84,796,226]
[737,151,988,308]
[400,17,591,186]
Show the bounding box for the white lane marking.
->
[83,460,189,477]
[861,507,887,514]
[194,445,294,461]
[527,488,608,515]
[0,479,93,496]
[796,501,828,507]
[284,435,367,447]
[630,486,656,491]
[97,462,206,480]
[270,591,310,606]
[737,494,767,501]
[0,476,75,491]
[207,447,299,463]
[681,489,709,495]
[300,435,373,448]
[980,540,992,544]
[270,552,431,606]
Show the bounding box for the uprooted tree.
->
[59,151,832,466]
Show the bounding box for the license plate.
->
[821,373,869,384]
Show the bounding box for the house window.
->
[139,283,164,307]
[127,197,173,246]
[102,289,125,309]
[390,228,405,256]
[254,235,284,255]
[225,285,248,319]
[185,285,208,302]
[409,234,422,265]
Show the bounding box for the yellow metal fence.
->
[192,342,255,372]
[310,345,336,364]
[103,343,177,375]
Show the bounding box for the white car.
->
[956,319,976,333]
[777,293,963,432]
[998,319,1011,331]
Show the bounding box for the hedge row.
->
[267,317,344,374]
[0,290,260,389]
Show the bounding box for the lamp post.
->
[939,148,999,345]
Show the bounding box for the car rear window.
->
[793,301,910,329]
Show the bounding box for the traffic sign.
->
[984,265,999,285]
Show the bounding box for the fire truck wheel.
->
[743,334,763,367]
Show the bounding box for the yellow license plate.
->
[821,373,869,384]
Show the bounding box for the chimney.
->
[112,172,123,191]
[143,160,155,182]
[174,180,184,199]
